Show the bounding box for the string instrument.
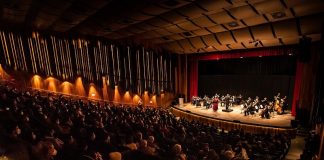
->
[274,98,282,114]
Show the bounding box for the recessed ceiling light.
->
[228,21,239,27]
[288,53,292,56]
[240,57,243,58]
[271,11,286,19]
[183,32,192,37]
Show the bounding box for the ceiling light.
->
[228,21,239,27]
[240,57,243,58]
[183,32,192,37]
[271,11,286,19]
[288,53,292,56]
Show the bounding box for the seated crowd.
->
[0,83,291,160]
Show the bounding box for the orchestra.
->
[191,93,288,119]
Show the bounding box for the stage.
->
[172,103,295,130]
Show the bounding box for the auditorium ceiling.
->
[1,0,323,54]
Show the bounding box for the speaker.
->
[298,37,312,62]
[291,120,299,128]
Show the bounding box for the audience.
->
[0,83,291,160]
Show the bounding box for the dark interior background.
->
[198,56,296,108]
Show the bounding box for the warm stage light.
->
[88,83,100,99]
[31,75,43,89]
[45,77,57,92]
[113,85,121,103]
[61,81,73,95]
[123,91,131,104]
[75,77,86,96]
[240,57,243,58]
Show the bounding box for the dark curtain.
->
[198,56,296,109]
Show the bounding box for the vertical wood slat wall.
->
[0,31,176,95]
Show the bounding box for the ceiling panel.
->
[207,25,227,33]
[154,28,172,36]
[164,24,185,34]
[0,0,323,54]
[281,37,299,45]
[300,14,324,35]
[232,28,253,42]
[189,37,207,49]
[251,24,275,40]
[243,16,267,26]
[293,1,324,17]
[208,11,235,24]
[273,19,299,38]
[141,5,169,15]
[216,31,236,45]
[191,16,216,28]
[136,23,158,31]
[253,0,285,14]
[197,0,231,12]
[179,39,196,50]
[177,4,206,18]
[177,21,201,31]
[201,34,220,46]
[228,43,245,50]
[160,11,186,24]
[265,9,294,22]
[261,38,281,47]
[224,21,246,30]
[168,34,185,41]
[229,5,258,19]
[146,17,171,27]
[192,28,211,36]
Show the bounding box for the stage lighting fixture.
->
[91,93,95,97]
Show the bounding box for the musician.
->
[243,98,254,116]
[224,94,231,110]
[260,97,268,109]
[236,94,243,105]
[230,95,235,107]
[212,95,219,112]
[260,102,272,119]
[280,96,287,114]
[220,95,225,107]
[252,96,260,112]
[273,96,282,114]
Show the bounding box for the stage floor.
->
[174,103,295,128]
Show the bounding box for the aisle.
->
[285,136,305,160]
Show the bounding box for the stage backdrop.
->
[198,56,296,108]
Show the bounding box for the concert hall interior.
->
[0,0,323,160]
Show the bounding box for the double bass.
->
[274,96,282,114]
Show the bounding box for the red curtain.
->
[188,57,198,100]
[188,47,299,116]
[291,62,303,116]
